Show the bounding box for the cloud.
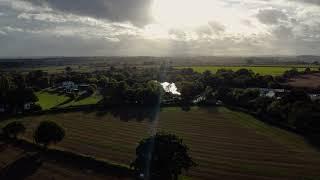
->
[1,0,320,56]
[0,30,7,35]
[23,0,154,26]
[208,21,225,34]
[290,0,320,6]
[256,9,288,25]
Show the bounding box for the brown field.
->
[27,160,130,180]
[0,144,130,180]
[286,73,320,89]
[2,107,320,180]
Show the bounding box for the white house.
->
[160,82,181,95]
[266,91,276,98]
[62,81,78,93]
[259,88,286,98]
[310,94,320,101]
[24,102,34,110]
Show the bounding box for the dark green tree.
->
[65,66,72,74]
[34,121,65,148]
[131,132,196,180]
[2,121,26,139]
[304,67,311,74]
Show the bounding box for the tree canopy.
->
[34,121,65,147]
[2,121,26,139]
[131,132,196,180]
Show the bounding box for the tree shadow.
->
[95,106,159,122]
[0,152,42,180]
[56,98,74,106]
[75,92,91,102]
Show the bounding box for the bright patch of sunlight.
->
[152,0,231,28]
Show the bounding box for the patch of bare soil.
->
[286,73,320,89]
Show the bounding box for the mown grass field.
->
[2,107,320,180]
[36,92,70,110]
[36,91,103,110]
[59,93,103,108]
[176,66,319,76]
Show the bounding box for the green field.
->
[36,91,102,110]
[36,92,70,110]
[176,66,319,75]
[3,107,320,179]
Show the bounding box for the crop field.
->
[176,66,319,76]
[16,65,95,74]
[2,107,320,180]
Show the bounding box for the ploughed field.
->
[3,107,320,180]
[176,66,319,76]
[286,73,320,89]
[0,144,130,180]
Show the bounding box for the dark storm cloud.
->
[24,0,154,26]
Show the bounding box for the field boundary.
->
[0,136,134,178]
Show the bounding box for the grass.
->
[2,107,320,179]
[60,93,103,107]
[36,91,102,109]
[36,91,70,110]
[176,66,319,76]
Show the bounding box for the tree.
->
[65,66,72,73]
[246,58,254,65]
[0,75,10,91]
[304,67,311,74]
[283,68,299,78]
[179,81,203,104]
[7,87,38,112]
[34,121,65,148]
[2,121,26,139]
[102,80,128,105]
[131,132,196,180]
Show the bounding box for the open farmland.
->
[2,107,320,180]
[176,66,319,76]
[0,144,130,180]
[285,73,320,89]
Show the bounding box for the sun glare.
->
[151,0,265,37]
[152,0,225,28]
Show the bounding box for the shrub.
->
[2,121,26,139]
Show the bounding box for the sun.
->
[152,0,221,28]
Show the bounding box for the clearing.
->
[2,107,320,180]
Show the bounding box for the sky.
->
[1,0,320,57]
